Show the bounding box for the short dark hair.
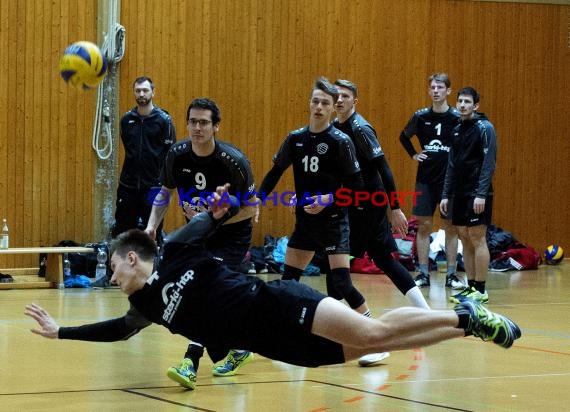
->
[110,229,158,262]
[313,76,339,102]
[334,79,358,98]
[133,76,154,90]
[457,87,480,104]
[428,73,451,88]
[186,98,221,125]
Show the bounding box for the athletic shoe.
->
[449,286,489,304]
[414,273,430,287]
[0,273,14,283]
[166,358,197,389]
[212,350,254,377]
[445,274,466,290]
[358,352,390,367]
[455,300,521,348]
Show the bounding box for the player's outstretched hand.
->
[24,303,60,339]
[208,184,233,220]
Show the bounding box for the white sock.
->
[405,286,430,309]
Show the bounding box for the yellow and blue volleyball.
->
[544,244,564,265]
[59,41,107,89]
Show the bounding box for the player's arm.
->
[475,122,497,199]
[223,155,260,225]
[399,131,418,158]
[440,146,456,216]
[25,303,151,341]
[145,185,174,239]
[259,134,292,195]
[223,196,259,225]
[168,185,240,246]
[399,114,426,161]
[259,164,286,195]
[145,144,178,239]
[373,156,408,236]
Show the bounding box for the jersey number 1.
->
[435,123,442,136]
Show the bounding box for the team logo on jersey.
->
[162,270,195,323]
[316,143,328,155]
[373,147,382,155]
[424,139,450,153]
[182,168,192,174]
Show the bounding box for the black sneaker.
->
[455,300,521,348]
[0,273,14,283]
[445,273,466,290]
[414,273,430,287]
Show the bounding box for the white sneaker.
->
[358,352,390,367]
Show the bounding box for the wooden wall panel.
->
[0,0,568,272]
[0,0,98,269]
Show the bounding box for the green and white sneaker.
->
[212,350,254,377]
[167,358,197,389]
[455,300,521,348]
[449,286,489,304]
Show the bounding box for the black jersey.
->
[119,106,176,190]
[272,124,360,214]
[333,112,384,193]
[162,139,255,207]
[442,113,497,199]
[60,212,344,367]
[401,107,460,185]
[128,213,342,367]
[130,239,259,349]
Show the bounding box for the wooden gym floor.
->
[1,263,568,411]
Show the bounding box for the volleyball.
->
[544,244,564,265]
[59,41,107,89]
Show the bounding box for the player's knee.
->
[282,264,303,281]
[325,273,343,300]
[330,268,365,309]
[417,217,433,232]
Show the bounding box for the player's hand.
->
[208,184,233,220]
[473,197,486,214]
[25,303,60,339]
[182,201,204,221]
[303,193,331,215]
[252,198,260,223]
[286,194,297,214]
[440,199,449,216]
[390,209,408,238]
[413,152,428,162]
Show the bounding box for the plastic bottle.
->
[63,253,72,278]
[1,218,8,249]
[95,247,108,282]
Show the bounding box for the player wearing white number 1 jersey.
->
[399,73,462,290]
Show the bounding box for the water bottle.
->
[95,247,108,282]
[63,253,72,278]
[0,218,8,249]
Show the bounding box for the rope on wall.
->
[92,0,125,160]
